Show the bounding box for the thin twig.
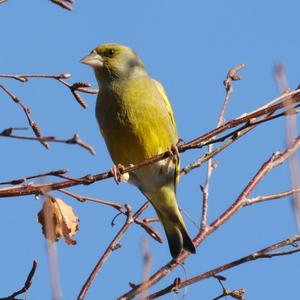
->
[77,202,149,300]
[143,217,159,224]
[0,82,48,148]
[184,87,300,150]
[212,275,245,300]
[212,288,245,300]
[181,126,254,176]
[0,260,38,300]
[0,91,300,199]
[181,99,300,177]
[0,169,68,185]
[0,73,97,107]
[0,73,97,150]
[200,64,244,230]
[245,188,300,206]
[58,188,123,209]
[50,0,73,10]
[117,136,300,299]
[145,236,300,299]
[0,128,96,155]
[58,189,162,243]
[221,64,245,125]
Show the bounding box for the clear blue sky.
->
[0,1,299,299]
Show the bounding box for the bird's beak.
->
[80,50,103,68]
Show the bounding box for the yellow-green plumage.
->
[96,76,176,165]
[81,44,195,258]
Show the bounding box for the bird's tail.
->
[146,187,196,259]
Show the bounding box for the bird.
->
[81,43,195,259]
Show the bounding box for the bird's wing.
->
[152,79,180,189]
[152,79,176,130]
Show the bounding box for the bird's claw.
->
[110,164,125,184]
[176,137,184,148]
[170,144,180,164]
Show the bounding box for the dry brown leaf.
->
[38,197,79,245]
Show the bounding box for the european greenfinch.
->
[81,44,195,259]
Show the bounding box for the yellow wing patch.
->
[152,79,180,189]
[152,79,176,130]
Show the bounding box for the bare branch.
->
[77,202,149,300]
[145,236,300,299]
[245,188,300,206]
[0,128,96,155]
[200,64,244,230]
[143,217,159,224]
[58,189,162,243]
[0,260,38,300]
[50,0,73,10]
[117,136,300,299]
[0,73,97,107]
[212,288,245,300]
[0,73,97,152]
[221,64,245,126]
[0,169,68,185]
[0,82,48,148]
[184,87,300,150]
[181,125,254,176]
[58,188,123,209]
[1,90,299,199]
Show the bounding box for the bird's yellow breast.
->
[96,76,177,166]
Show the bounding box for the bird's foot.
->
[176,137,184,148]
[110,164,125,184]
[169,144,180,164]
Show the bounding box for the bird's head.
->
[81,44,146,85]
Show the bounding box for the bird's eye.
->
[107,49,115,57]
